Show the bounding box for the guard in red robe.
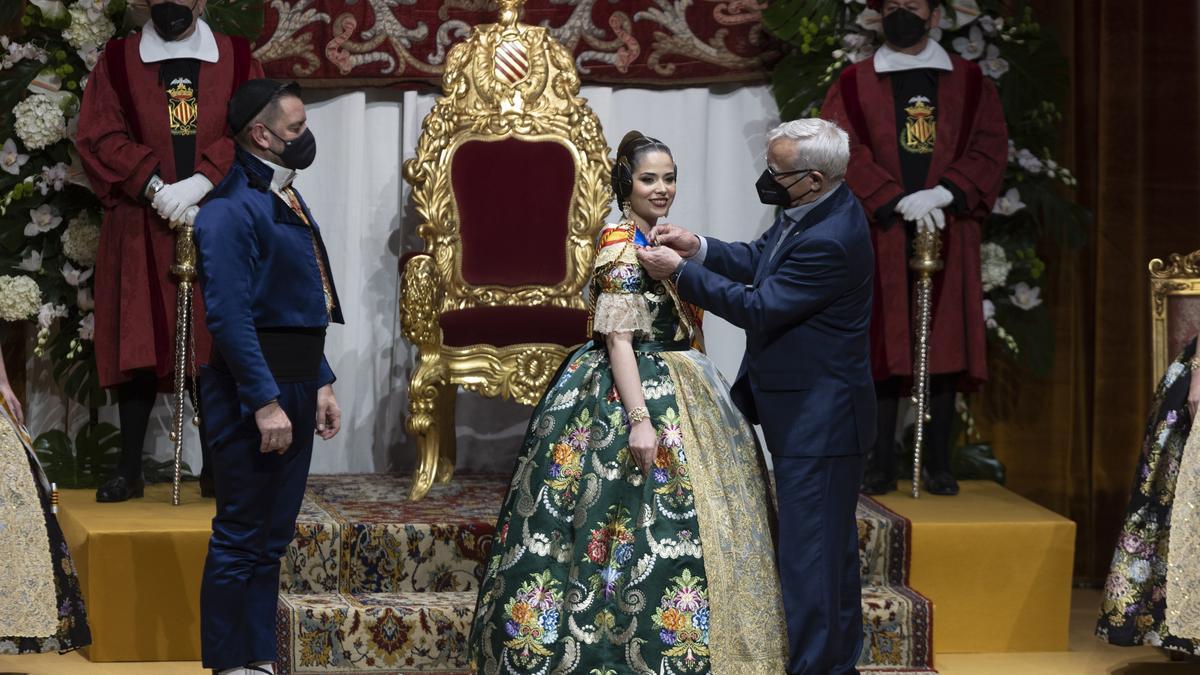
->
[77,0,262,502]
[821,0,1007,495]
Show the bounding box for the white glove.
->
[896,185,954,224]
[915,208,945,233]
[170,205,201,230]
[153,174,213,224]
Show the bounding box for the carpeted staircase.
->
[274,475,934,674]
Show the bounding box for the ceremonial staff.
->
[909,225,943,498]
[169,206,201,506]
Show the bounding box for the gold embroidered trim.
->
[1168,416,1200,639]
[663,351,788,673]
[0,407,59,637]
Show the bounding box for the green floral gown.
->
[469,221,787,674]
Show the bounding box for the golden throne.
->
[1150,250,1200,381]
[400,0,610,501]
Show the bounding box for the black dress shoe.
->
[199,474,215,498]
[95,475,145,502]
[923,469,960,496]
[860,468,897,495]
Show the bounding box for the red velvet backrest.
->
[1168,295,1200,360]
[450,138,575,287]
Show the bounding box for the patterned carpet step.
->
[276,591,476,675]
[275,475,933,672]
[860,583,934,672]
[281,475,910,596]
[277,586,931,674]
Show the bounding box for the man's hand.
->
[171,205,200,230]
[315,384,341,440]
[915,208,945,233]
[153,174,213,224]
[636,245,683,280]
[255,400,293,454]
[896,185,953,224]
[649,223,700,257]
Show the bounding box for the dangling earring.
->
[621,200,633,223]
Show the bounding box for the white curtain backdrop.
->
[29,84,782,476]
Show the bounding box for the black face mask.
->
[756,169,812,207]
[882,8,929,49]
[150,2,196,42]
[266,126,317,171]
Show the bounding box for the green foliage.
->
[33,421,121,488]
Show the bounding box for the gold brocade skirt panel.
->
[0,408,59,638]
[662,351,789,673]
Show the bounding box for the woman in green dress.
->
[469,132,788,674]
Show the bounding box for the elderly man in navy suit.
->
[638,118,875,675]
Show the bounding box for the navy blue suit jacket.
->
[675,182,875,457]
[195,148,343,411]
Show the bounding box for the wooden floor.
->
[0,590,1192,674]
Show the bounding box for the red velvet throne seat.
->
[400,0,610,500]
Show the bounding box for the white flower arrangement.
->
[17,249,44,273]
[1009,281,1042,310]
[61,261,93,287]
[76,286,93,311]
[64,2,116,51]
[29,0,68,22]
[25,203,62,237]
[1,139,30,176]
[0,275,43,322]
[980,242,1011,293]
[37,302,68,330]
[13,93,67,151]
[1,36,48,70]
[61,212,100,266]
[992,187,1025,216]
[77,311,94,341]
[37,162,68,194]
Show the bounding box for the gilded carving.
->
[400,0,609,500]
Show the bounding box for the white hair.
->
[766,118,850,181]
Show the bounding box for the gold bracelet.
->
[628,406,650,426]
[1190,355,1200,370]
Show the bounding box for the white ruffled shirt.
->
[139,18,219,64]
[873,40,953,74]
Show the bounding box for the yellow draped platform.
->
[57,479,1075,662]
[878,480,1077,654]
[57,483,214,662]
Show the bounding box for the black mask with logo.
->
[882,7,930,50]
[150,1,197,42]
[266,126,317,171]
[756,169,813,207]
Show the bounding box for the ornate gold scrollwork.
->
[1149,251,1200,384]
[400,0,610,501]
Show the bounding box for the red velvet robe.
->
[77,30,263,389]
[821,54,1007,387]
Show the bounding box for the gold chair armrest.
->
[401,253,442,349]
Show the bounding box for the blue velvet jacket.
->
[676,182,876,457]
[195,147,343,410]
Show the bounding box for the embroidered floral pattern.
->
[652,570,710,671]
[1097,341,1200,655]
[502,570,564,667]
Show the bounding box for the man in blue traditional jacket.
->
[194,78,343,675]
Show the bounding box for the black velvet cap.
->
[227,79,302,134]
